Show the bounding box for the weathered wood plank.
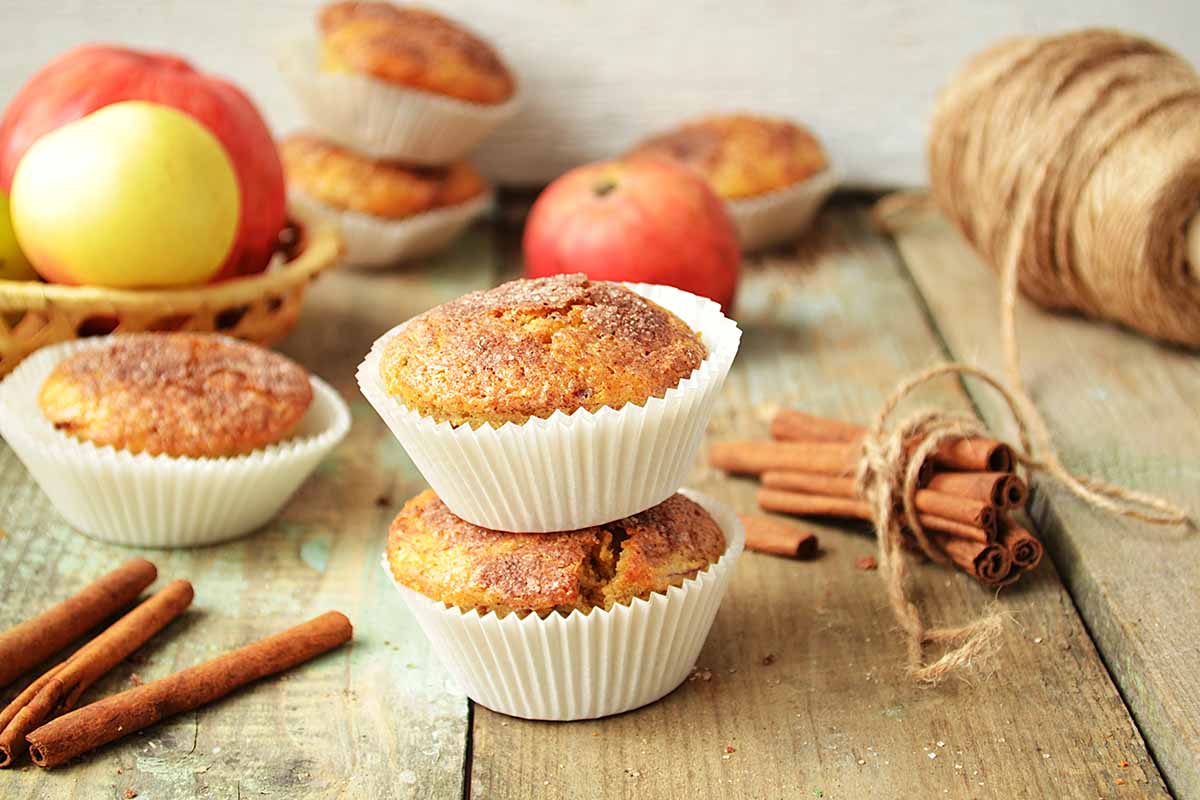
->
[891,208,1200,798]
[0,229,499,798]
[468,205,1168,799]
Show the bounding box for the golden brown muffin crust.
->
[281,133,487,219]
[386,490,727,616]
[628,114,828,199]
[319,2,515,104]
[378,274,709,427]
[38,333,313,458]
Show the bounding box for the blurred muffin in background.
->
[627,114,836,251]
[281,133,492,269]
[318,1,516,105]
[281,133,487,218]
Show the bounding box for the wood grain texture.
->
[891,208,1200,798]
[3,1,1200,188]
[468,206,1168,799]
[0,229,499,798]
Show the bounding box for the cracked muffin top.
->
[627,114,828,200]
[386,490,727,616]
[318,2,516,104]
[281,133,487,219]
[38,333,313,458]
[378,274,708,427]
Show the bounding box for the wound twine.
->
[929,28,1200,347]
[861,29,1193,683]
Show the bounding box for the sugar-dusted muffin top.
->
[318,2,516,104]
[378,274,708,427]
[280,133,487,219]
[628,114,828,200]
[38,333,313,458]
[387,490,727,616]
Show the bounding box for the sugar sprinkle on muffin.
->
[38,333,313,458]
[318,1,516,104]
[387,490,727,617]
[281,133,487,219]
[378,274,709,427]
[628,113,828,200]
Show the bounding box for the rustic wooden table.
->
[1,196,1196,799]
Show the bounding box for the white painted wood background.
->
[0,0,1197,187]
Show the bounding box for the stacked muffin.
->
[359,273,744,719]
[275,1,519,268]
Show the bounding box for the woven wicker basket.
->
[0,206,341,378]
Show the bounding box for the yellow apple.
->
[10,100,240,287]
[0,193,36,281]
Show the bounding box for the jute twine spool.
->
[929,28,1200,347]
[863,29,1194,682]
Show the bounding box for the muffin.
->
[281,133,492,268]
[629,114,827,200]
[383,488,744,720]
[318,2,516,104]
[0,334,350,546]
[38,333,312,458]
[281,133,487,218]
[274,2,520,163]
[387,489,727,616]
[358,276,741,532]
[627,114,837,250]
[378,273,708,427]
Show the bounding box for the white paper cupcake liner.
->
[0,336,351,548]
[357,283,741,532]
[288,189,493,270]
[383,488,744,720]
[274,33,521,164]
[727,169,839,251]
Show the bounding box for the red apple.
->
[0,45,285,281]
[523,159,741,312]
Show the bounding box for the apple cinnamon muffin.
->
[378,274,709,427]
[38,333,313,458]
[280,133,487,219]
[386,490,727,616]
[318,1,515,104]
[627,114,828,200]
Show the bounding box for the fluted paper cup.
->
[0,337,351,548]
[728,169,839,251]
[289,189,493,270]
[383,489,743,720]
[274,33,520,164]
[357,283,741,532]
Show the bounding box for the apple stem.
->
[592,178,617,197]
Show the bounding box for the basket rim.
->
[0,204,341,312]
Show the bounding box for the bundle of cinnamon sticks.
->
[711,409,1044,587]
[0,558,352,769]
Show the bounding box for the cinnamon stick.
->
[26,611,353,768]
[770,409,863,442]
[761,471,996,531]
[738,514,819,559]
[1001,522,1044,571]
[769,409,1014,472]
[0,580,193,768]
[933,536,1013,586]
[710,440,860,477]
[927,471,1028,509]
[756,488,991,544]
[0,559,157,690]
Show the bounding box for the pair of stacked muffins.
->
[359,273,743,720]
[275,1,519,268]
